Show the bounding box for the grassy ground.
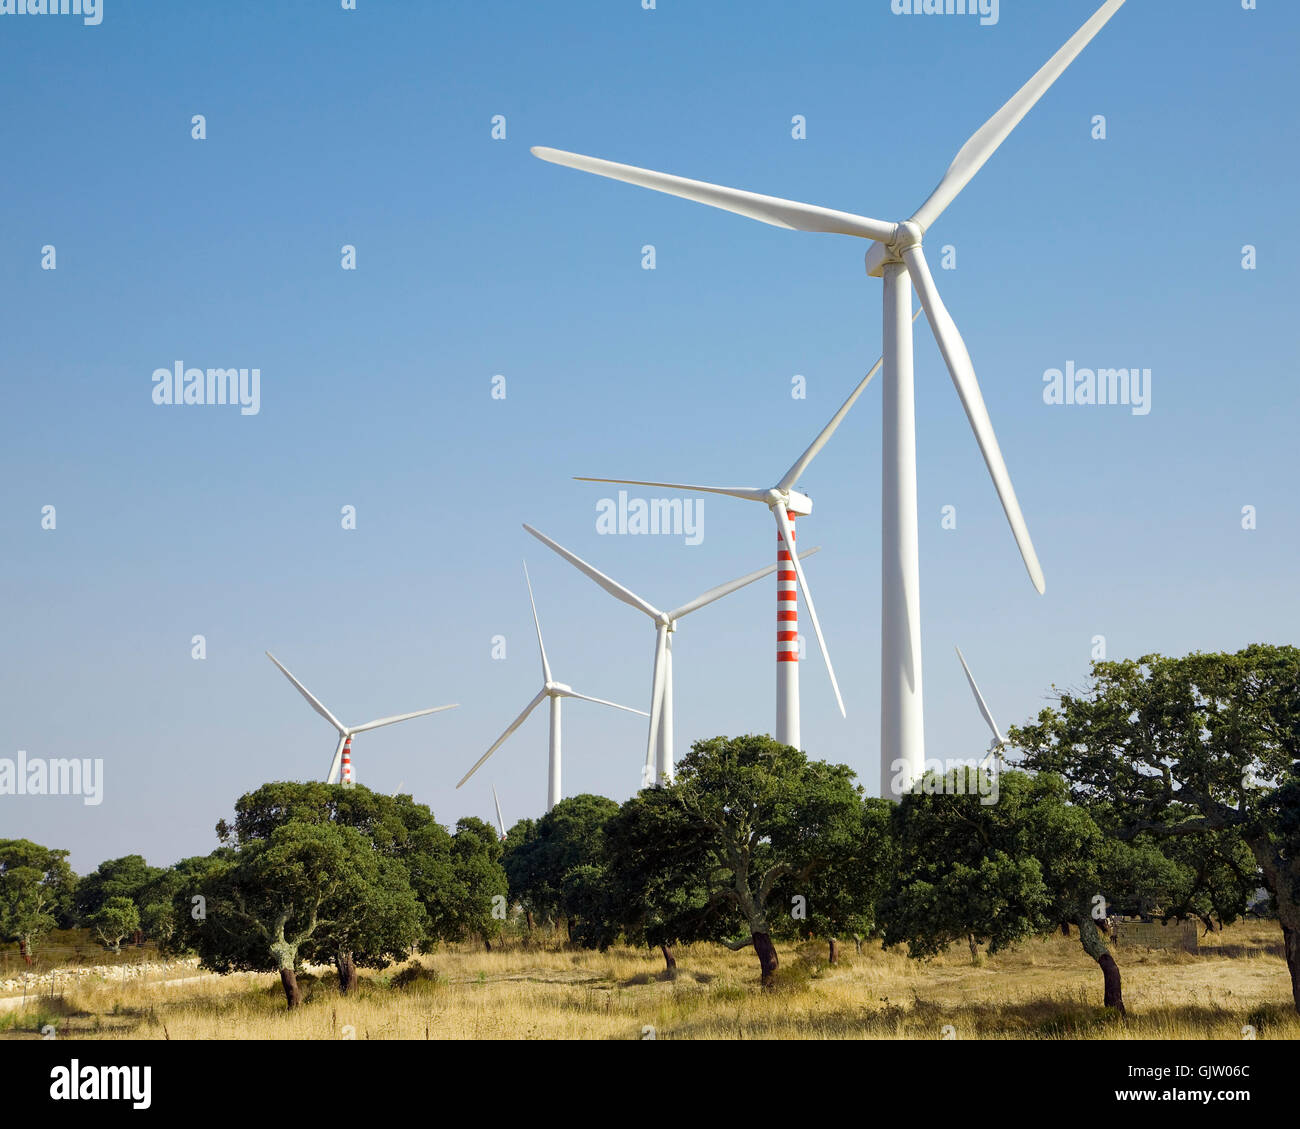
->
[2,920,1295,1040]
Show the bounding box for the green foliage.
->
[1010,645,1300,1008]
[88,896,140,952]
[438,817,509,946]
[0,839,76,959]
[501,794,618,924]
[777,795,897,945]
[74,854,162,925]
[195,819,415,977]
[590,735,882,977]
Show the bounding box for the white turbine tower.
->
[531,0,1129,798]
[574,322,919,750]
[955,646,1008,772]
[523,523,820,786]
[265,651,457,787]
[456,562,647,812]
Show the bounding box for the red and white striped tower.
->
[340,735,355,787]
[775,512,800,748]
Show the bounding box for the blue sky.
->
[2,1,1296,873]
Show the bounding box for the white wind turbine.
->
[955,646,1008,773]
[265,651,457,786]
[523,523,821,786]
[574,320,918,751]
[456,562,647,812]
[531,0,1129,798]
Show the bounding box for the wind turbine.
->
[954,646,1008,772]
[456,563,647,811]
[574,321,919,750]
[523,523,821,786]
[265,651,457,786]
[530,0,1129,798]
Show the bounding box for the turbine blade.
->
[492,785,506,839]
[903,245,1045,594]
[456,690,548,789]
[523,560,552,683]
[562,690,649,717]
[574,477,769,505]
[532,147,896,243]
[523,524,662,620]
[667,547,820,622]
[326,733,348,786]
[350,704,458,734]
[777,309,924,493]
[955,646,1008,748]
[265,651,346,733]
[774,509,845,718]
[911,0,1129,232]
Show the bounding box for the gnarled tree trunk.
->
[752,932,779,987]
[1250,837,1300,1015]
[853,935,863,955]
[661,944,677,976]
[1077,914,1125,1014]
[828,938,840,964]
[1283,923,1300,1015]
[335,949,358,994]
[18,939,31,966]
[280,967,303,1009]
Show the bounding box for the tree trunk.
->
[1246,835,1300,1015]
[483,936,492,953]
[18,938,31,966]
[280,967,302,1009]
[828,938,840,964]
[525,909,534,933]
[968,934,979,963]
[853,935,863,955]
[1077,914,1125,1015]
[752,932,779,987]
[334,950,357,994]
[1060,922,1070,937]
[1283,922,1300,1016]
[660,944,677,976]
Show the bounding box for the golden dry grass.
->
[3,921,1296,1040]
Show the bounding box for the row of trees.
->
[5,645,1295,1016]
[1,786,511,1007]
[496,645,1299,1016]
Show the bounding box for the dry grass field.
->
[3,921,1296,1040]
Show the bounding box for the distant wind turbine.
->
[265,651,457,786]
[456,563,647,811]
[955,646,1008,772]
[523,523,820,786]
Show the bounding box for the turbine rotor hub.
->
[865,221,923,278]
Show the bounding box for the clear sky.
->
[2,1,1296,873]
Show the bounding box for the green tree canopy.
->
[1011,645,1300,1012]
[599,735,876,985]
[502,794,618,927]
[88,896,140,953]
[0,839,76,963]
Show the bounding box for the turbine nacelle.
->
[545,681,574,696]
[768,488,813,516]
